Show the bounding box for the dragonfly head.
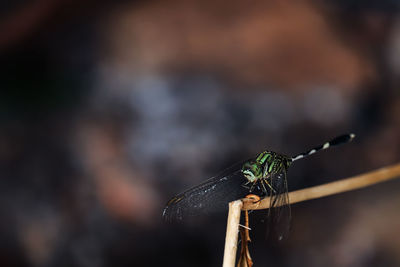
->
[241,161,263,182]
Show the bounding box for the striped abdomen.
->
[291,134,355,162]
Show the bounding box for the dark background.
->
[1,0,400,266]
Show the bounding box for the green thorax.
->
[241,151,291,182]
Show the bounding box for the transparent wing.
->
[163,161,252,222]
[267,170,291,240]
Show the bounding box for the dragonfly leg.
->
[262,179,276,194]
[248,181,258,193]
[260,179,268,195]
[242,181,251,190]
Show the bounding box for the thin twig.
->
[223,200,242,267]
[243,162,400,210]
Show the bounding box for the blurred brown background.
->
[1,0,400,266]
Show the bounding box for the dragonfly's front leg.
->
[242,181,251,190]
[242,180,258,191]
[248,181,258,193]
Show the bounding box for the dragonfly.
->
[163,134,355,237]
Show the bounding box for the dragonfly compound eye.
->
[241,161,262,182]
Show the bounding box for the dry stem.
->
[223,162,400,267]
[243,162,400,210]
[223,200,243,267]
